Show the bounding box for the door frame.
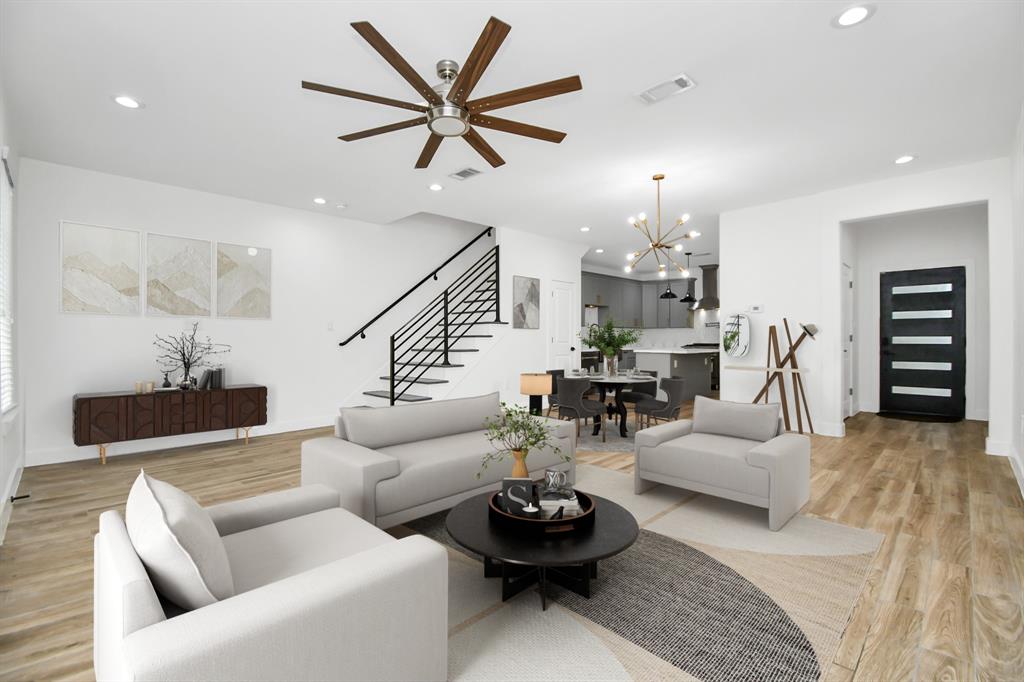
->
[842,263,855,418]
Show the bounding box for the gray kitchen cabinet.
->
[642,283,659,328]
[620,281,642,327]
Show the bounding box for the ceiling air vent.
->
[448,167,483,181]
[638,74,696,104]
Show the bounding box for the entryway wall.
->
[841,203,989,420]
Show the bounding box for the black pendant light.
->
[680,252,697,304]
[659,281,678,299]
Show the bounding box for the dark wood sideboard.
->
[73,385,267,463]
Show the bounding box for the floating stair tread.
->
[425,334,492,339]
[410,347,479,353]
[379,376,449,384]
[394,362,465,368]
[363,390,431,402]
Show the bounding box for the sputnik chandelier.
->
[624,173,701,278]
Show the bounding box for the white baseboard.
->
[25,415,336,467]
[985,438,1014,457]
[816,421,846,438]
[1010,451,1024,498]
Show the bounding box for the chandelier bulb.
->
[689,230,701,238]
[627,216,635,225]
[681,213,691,222]
[638,212,647,222]
[624,265,632,273]
[674,244,683,251]
[658,270,666,278]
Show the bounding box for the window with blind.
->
[0,169,13,413]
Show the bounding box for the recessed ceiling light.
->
[595,248,604,254]
[832,4,875,28]
[580,226,590,232]
[113,95,142,109]
[247,247,259,257]
[313,197,327,205]
[894,155,915,165]
[336,203,347,209]
[429,183,443,192]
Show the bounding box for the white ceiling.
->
[4,1,1022,275]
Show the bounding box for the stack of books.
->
[539,494,581,519]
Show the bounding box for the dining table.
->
[568,373,658,438]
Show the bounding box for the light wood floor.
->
[1,412,1022,681]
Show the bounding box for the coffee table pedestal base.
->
[483,556,597,610]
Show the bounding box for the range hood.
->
[695,264,719,310]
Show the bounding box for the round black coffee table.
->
[445,491,639,610]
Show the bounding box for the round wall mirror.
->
[723,314,751,357]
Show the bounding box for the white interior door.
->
[549,280,576,370]
[842,263,855,417]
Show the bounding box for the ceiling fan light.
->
[427,106,470,136]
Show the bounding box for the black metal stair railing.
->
[384,244,502,404]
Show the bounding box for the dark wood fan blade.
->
[466,75,582,113]
[447,16,511,106]
[301,81,428,113]
[469,114,566,143]
[339,116,427,142]
[415,134,444,168]
[350,21,443,106]
[462,128,505,167]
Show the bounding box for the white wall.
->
[446,227,587,406]
[720,157,1014,451]
[0,38,26,537]
[1012,105,1024,485]
[16,159,487,465]
[845,203,989,420]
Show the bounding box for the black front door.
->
[879,266,966,420]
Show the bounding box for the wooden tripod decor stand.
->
[752,319,817,434]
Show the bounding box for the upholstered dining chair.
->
[557,377,607,442]
[634,377,687,429]
[546,369,565,417]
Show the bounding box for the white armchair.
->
[94,484,448,682]
[634,396,810,531]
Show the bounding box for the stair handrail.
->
[339,226,494,346]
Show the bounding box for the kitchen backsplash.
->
[579,309,720,349]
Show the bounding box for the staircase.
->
[339,227,504,405]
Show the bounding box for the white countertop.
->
[631,347,720,355]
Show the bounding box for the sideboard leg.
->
[235,428,239,440]
[243,427,251,445]
[98,444,108,465]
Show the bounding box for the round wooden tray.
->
[488,490,596,535]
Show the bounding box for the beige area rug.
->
[401,464,882,681]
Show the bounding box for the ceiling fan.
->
[301,17,582,169]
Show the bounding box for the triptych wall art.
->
[60,221,271,319]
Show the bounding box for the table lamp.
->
[520,373,553,416]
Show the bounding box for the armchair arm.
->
[122,535,448,682]
[206,485,340,536]
[746,433,811,531]
[634,419,694,450]
[301,437,400,523]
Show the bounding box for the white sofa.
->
[634,396,810,531]
[301,392,576,528]
[94,484,448,681]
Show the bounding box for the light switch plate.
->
[748,304,764,313]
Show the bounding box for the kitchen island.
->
[632,347,719,400]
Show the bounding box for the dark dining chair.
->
[556,377,606,442]
[635,377,687,430]
[545,369,565,417]
[617,371,658,425]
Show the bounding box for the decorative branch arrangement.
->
[153,322,231,387]
[478,402,567,478]
[582,319,642,360]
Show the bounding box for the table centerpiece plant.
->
[582,319,642,376]
[479,402,566,479]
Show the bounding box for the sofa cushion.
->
[125,470,235,611]
[639,432,770,498]
[340,392,502,449]
[692,396,781,442]
[221,507,395,593]
[375,430,566,517]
